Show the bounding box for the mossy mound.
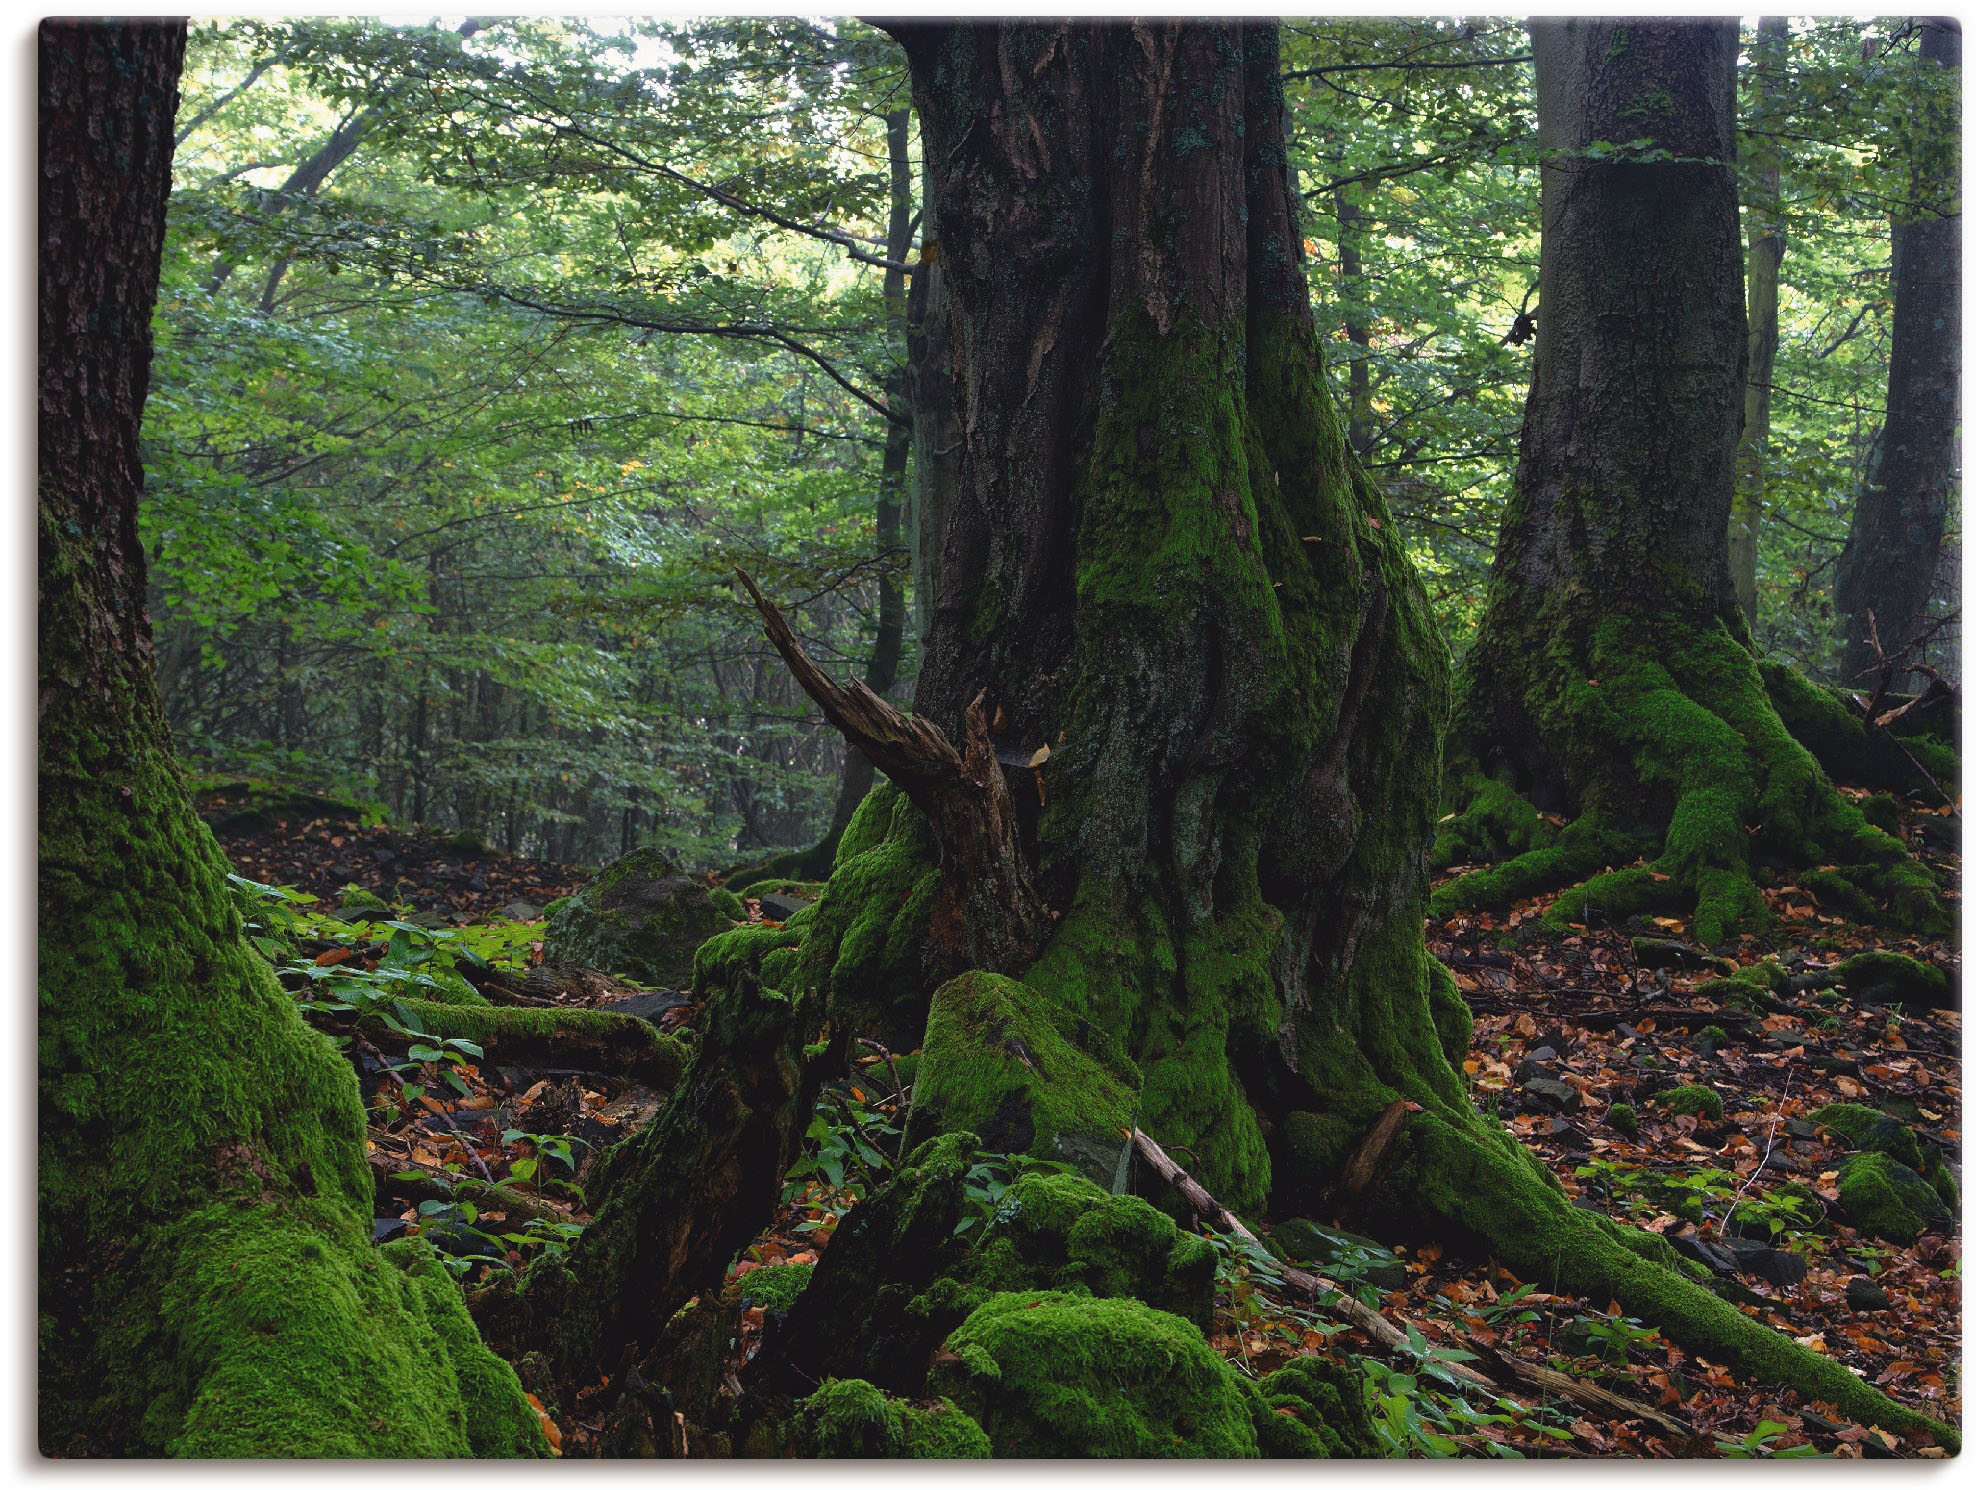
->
[1834,951,1952,1007]
[969,1171,1217,1329]
[905,972,1140,1189]
[193,776,372,834]
[1251,1356,1378,1458]
[541,846,731,987]
[1837,1152,1952,1244]
[735,1261,814,1312]
[930,1290,1261,1457]
[798,1378,991,1458]
[748,877,827,902]
[707,886,747,920]
[1814,1103,1926,1172]
[1606,1102,1639,1137]
[1760,659,1960,797]
[1655,1085,1724,1121]
[1430,768,1557,870]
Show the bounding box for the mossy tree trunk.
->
[718,17,1951,1448]
[1835,17,1960,682]
[39,20,541,1456]
[1441,17,1944,945]
[1729,16,1788,628]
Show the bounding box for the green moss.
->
[967,1171,1217,1329]
[1760,659,1960,795]
[1432,816,1650,919]
[798,1378,991,1458]
[1656,1085,1723,1121]
[1424,957,1473,1068]
[931,1291,1260,1457]
[707,886,746,920]
[338,883,390,913]
[1431,768,1557,870]
[907,973,1140,1190]
[541,847,731,986]
[1834,950,1950,1004]
[1837,1152,1951,1244]
[1813,1103,1926,1171]
[748,878,827,901]
[694,920,806,993]
[1251,1355,1377,1458]
[1606,1102,1638,1137]
[735,1261,814,1312]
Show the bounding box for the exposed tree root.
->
[305,997,690,1090]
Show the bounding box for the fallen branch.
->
[1128,1127,1692,1442]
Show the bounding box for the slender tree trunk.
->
[906,171,962,648]
[1836,17,1960,680]
[1334,185,1376,456]
[1730,16,1789,627]
[38,18,541,1456]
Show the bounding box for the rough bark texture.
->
[1729,16,1788,626]
[1442,18,1945,946]
[1836,17,1961,681]
[38,19,542,1456]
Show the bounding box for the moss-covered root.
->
[1430,764,1558,871]
[1395,1112,1958,1451]
[152,1211,545,1457]
[1442,620,1951,944]
[930,1291,1262,1457]
[354,998,692,1090]
[531,970,823,1382]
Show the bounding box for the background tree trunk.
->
[1835,17,1960,681]
[1443,17,1943,944]
[1730,16,1789,626]
[38,18,541,1456]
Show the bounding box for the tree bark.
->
[1836,17,1961,681]
[39,19,542,1456]
[1445,17,1945,945]
[1729,16,1789,627]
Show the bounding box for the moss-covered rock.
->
[707,886,746,921]
[930,1291,1260,1457]
[797,1378,992,1458]
[1834,950,1951,1007]
[1656,1085,1723,1121]
[541,846,731,987]
[1250,1355,1378,1458]
[1837,1152,1951,1243]
[905,972,1140,1188]
[1606,1102,1639,1137]
[1813,1103,1926,1172]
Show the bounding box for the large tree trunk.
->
[38,19,542,1457]
[1729,16,1789,627]
[545,19,1952,1454]
[1442,17,1944,945]
[1835,17,1960,681]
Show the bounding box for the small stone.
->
[1784,1119,1819,1139]
[1719,1237,1808,1287]
[758,891,812,922]
[503,899,544,921]
[1526,1044,1560,1064]
[373,1216,410,1242]
[1521,1077,1581,1113]
[1668,1232,1736,1274]
[1844,1277,1892,1312]
[1761,1151,1801,1173]
[605,990,691,1024]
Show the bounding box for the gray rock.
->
[1669,1232,1736,1274]
[1720,1237,1808,1287]
[542,846,731,986]
[757,891,812,923]
[503,898,542,921]
[603,990,691,1024]
[1521,1076,1581,1113]
[1845,1277,1892,1312]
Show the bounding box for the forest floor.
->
[209,792,1961,1460]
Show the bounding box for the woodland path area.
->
[204,785,1961,1459]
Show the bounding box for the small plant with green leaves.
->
[1716,1419,1820,1459]
[951,1150,1079,1240]
[781,1082,904,1223]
